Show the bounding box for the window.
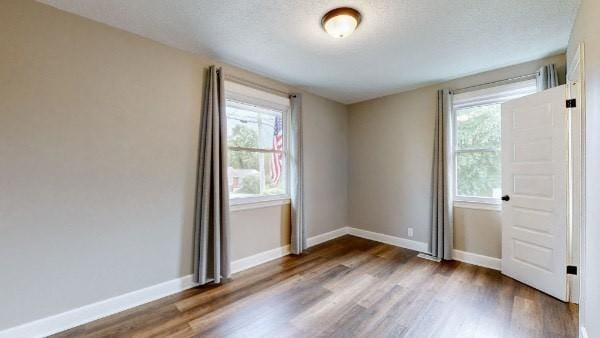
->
[225,81,290,204]
[453,79,537,204]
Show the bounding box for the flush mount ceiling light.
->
[321,7,361,38]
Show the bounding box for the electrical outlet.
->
[408,227,414,237]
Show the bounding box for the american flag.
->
[270,116,284,184]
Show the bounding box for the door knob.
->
[502,195,510,201]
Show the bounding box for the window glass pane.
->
[456,104,500,150]
[228,150,286,199]
[456,151,501,198]
[226,101,283,150]
[264,152,286,196]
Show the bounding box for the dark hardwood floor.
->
[53,235,578,338]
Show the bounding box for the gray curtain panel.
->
[193,66,231,285]
[289,94,306,255]
[537,63,559,91]
[431,89,454,260]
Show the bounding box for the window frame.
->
[451,78,537,207]
[452,101,503,205]
[224,81,291,206]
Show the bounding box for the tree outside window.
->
[455,104,501,199]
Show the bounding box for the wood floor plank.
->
[351,284,413,337]
[136,259,328,337]
[52,235,579,338]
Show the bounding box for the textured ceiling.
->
[38,0,580,104]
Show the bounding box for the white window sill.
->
[454,200,502,211]
[230,197,291,212]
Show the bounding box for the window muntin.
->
[453,79,537,204]
[226,98,289,203]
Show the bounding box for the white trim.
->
[453,78,538,108]
[417,253,442,262]
[347,227,429,253]
[580,326,588,338]
[567,45,582,82]
[0,228,349,338]
[4,228,498,337]
[225,80,290,109]
[310,226,430,253]
[454,195,501,205]
[230,227,350,273]
[0,275,198,338]
[566,43,585,311]
[574,42,587,327]
[229,194,290,207]
[307,227,349,247]
[453,200,502,211]
[452,249,501,270]
[230,198,290,212]
[307,228,501,275]
[230,227,353,274]
[230,245,291,274]
[230,227,351,273]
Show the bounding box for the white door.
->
[501,85,568,301]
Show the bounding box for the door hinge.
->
[566,99,577,108]
[567,265,577,275]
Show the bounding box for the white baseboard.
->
[0,226,432,338]
[307,227,349,247]
[230,245,291,274]
[569,274,580,304]
[231,227,351,274]
[347,228,501,272]
[308,226,430,254]
[580,326,588,338]
[347,227,429,253]
[231,227,353,274]
[452,249,501,271]
[417,253,442,262]
[0,229,348,338]
[0,275,198,338]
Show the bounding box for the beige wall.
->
[453,208,501,258]
[567,0,600,335]
[0,0,348,330]
[230,205,290,260]
[303,93,349,236]
[348,54,566,257]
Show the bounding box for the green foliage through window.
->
[455,104,501,198]
[238,175,260,194]
[229,124,258,169]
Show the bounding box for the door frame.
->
[567,43,586,307]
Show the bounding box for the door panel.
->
[501,85,568,301]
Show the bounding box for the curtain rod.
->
[452,72,538,94]
[224,74,292,98]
